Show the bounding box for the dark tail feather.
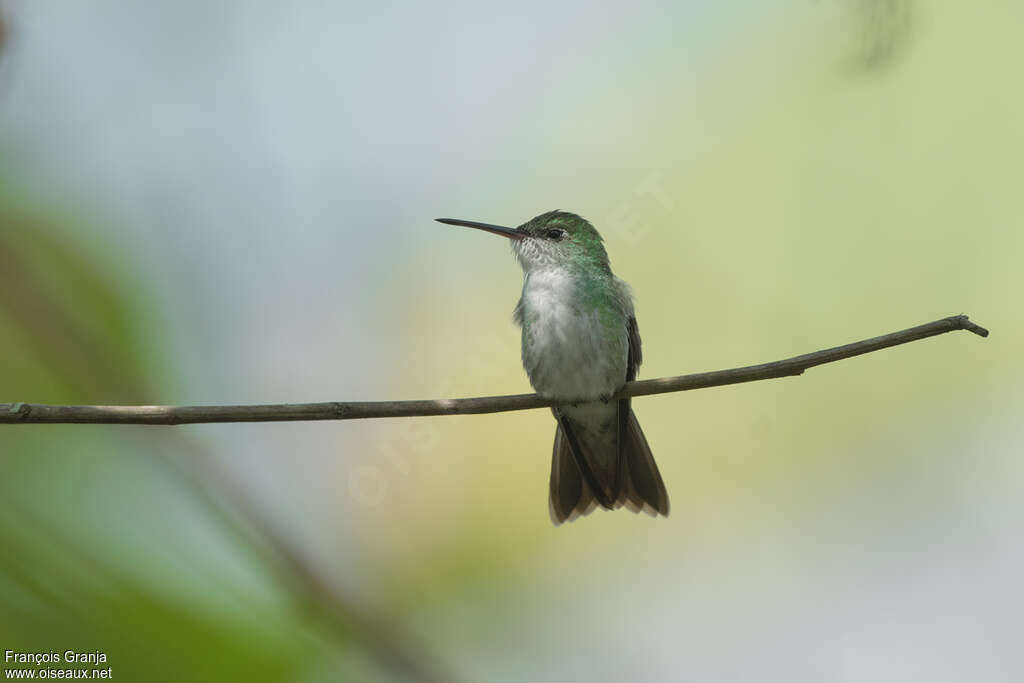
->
[549,406,668,525]
[549,422,599,525]
[616,407,670,517]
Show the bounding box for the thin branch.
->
[1,314,988,426]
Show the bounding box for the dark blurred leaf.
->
[847,0,914,73]
[0,207,155,402]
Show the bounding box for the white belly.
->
[516,269,628,401]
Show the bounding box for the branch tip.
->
[953,315,989,338]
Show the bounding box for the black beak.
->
[436,218,525,241]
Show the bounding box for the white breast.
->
[516,268,628,401]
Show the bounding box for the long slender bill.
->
[436,218,524,240]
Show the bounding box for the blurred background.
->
[0,0,1020,680]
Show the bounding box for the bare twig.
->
[1,315,988,426]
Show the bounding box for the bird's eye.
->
[545,229,565,240]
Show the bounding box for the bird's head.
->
[436,210,609,273]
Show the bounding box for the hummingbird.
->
[437,210,669,524]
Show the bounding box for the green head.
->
[436,210,610,274]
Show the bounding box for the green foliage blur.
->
[0,205,321,680]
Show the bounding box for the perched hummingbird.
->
[437,211,669,524]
